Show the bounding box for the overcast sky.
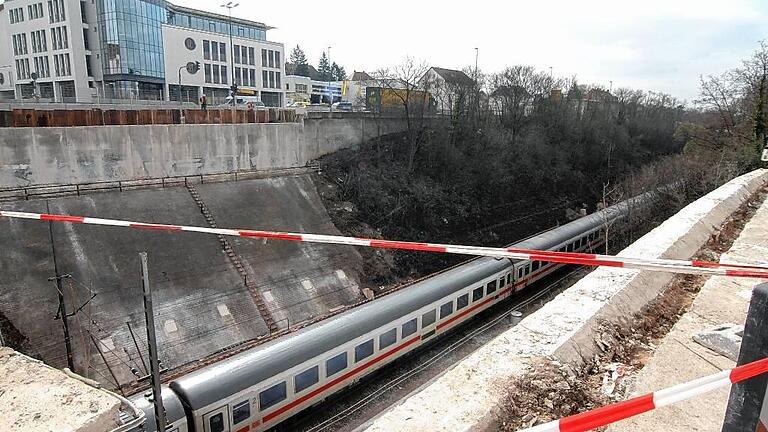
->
[172,0,767,102]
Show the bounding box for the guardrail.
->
[0,165,318,202]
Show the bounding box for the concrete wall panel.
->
[0,115,409,188]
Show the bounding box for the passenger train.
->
[130,196,643,432]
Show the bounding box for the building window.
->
[268,50,274,68]
[248,47,255,66]
[221,65,228,84]
[10,7,26,24]
[235,67,241,85]
[51,54,70,76]
[262,70,268,88]
[219,42,226,62]
[275,51,281,68]
[241,45,248,65]
[275,72,281,89]
[211,41,219,61]
[234,44,240,64]
[249,69,255,88]
[204,63,211,83]
[48,0,65,23]
[51,26,68,50]
[203,40,210,60]
[213,64,220,84]
[261,49,267,66]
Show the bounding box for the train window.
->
[457,293,469,310]
[518,267,524,279]
[472,286,484,302]
[499,277,505,288]
[294,365,319,393]
[526,265,531,275]
[440,301,453,319]
[532,261,540,271]
[402,318,417,338]
[379,328,397,349]
[259,381,287,411]
[507,274,512,285]
[559,247,566,253]
[326,352,348,377]
[567,243,573,252]
[422,309,437,328]
[232,400,250,425]
[355,339,374,362]
[209,413,224,432]
[486,280,497,294]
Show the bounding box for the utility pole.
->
[140,252,166,432]
[474,47,479,81]
[47,200,75,372]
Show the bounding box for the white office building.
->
[0,0,286,106]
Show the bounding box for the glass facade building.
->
[96,0,166,79]
[90,0,271,100]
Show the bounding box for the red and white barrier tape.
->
[2,210,768,279]
[520,357,768,432]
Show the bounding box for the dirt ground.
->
[497,187,767,431]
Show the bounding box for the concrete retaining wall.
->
[362,168,768,432]
[0,114,408,188]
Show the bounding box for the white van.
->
[224,95,265,107]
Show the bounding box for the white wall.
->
[162,24,286,103]
[0,0,94,102]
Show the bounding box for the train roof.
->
[129,386,187,432]
[170,192,652,410]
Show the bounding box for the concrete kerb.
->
[361,169,768,432]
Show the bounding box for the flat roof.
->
[166,2,274,31]
[0,348,140,431]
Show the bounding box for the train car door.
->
[203,406,231,432]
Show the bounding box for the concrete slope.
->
[0,174,364,389]
[196,175,364,327]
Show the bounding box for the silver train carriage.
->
[129,194,648,432]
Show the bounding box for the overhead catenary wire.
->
[3,209,768,279]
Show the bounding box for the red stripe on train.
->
[262,335,422,423]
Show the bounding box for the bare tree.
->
[371,57,432,172]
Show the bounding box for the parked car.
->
[290,101,311,108]
[332,101,353,111]
[223,95,265,108]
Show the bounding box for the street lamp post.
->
[221,2,239,104]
